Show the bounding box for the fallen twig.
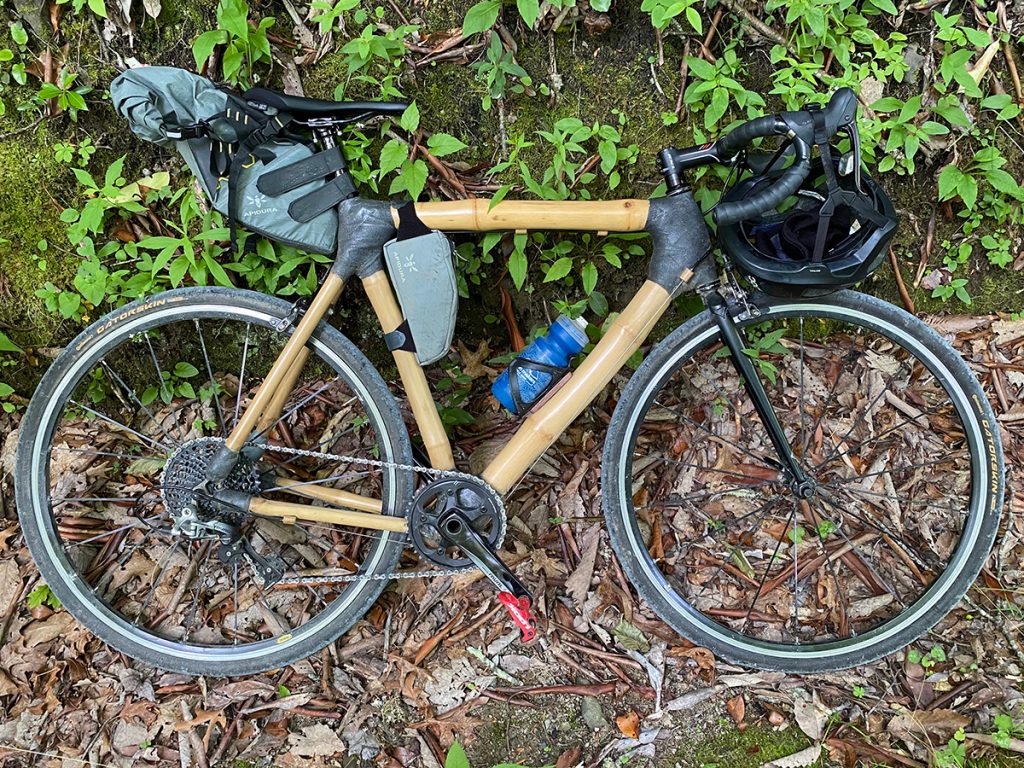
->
[889,247,916,313]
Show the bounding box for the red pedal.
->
[498,592,538,643]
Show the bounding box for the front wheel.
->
[603,290,1003,672]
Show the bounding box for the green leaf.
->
[445,741,470,768]
[581,261,598,294]
[986,168,1023,198]
[872,0,898,14]
[399,101,420,133]
[508,242,528,290]
[462,0,501,35]
[11,22,28,46]
[426,133,468,157]
[0,383,15,399]
[516,0,540,27]
[591,0,611,9]
[218,0,250,41]
[544,257,573,283]
[193,30,228,68]
[612,618,650,652]
[88,0,107,17]
[0,331,22,354]
[379,139,408,176]
[937,164,963,201]
[174,362,200,378]
[685,6,703,34]
[57,291,81,318]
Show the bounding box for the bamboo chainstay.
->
[254,443,506,587]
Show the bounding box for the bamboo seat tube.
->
[361,271,456,470]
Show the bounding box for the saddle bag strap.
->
[226,112,293,251]
[287,174,357,223]
[256,146,347,196]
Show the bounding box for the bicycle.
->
[15,83,1004,675]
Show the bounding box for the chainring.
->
[409,477,506,568]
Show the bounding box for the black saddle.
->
[244,87,407,122]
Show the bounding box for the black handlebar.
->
[659,88,859,225]
[713,117,810,226]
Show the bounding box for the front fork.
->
[705,290,811,490]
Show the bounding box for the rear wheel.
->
[603,291,1003,672]
[16,288,413,676]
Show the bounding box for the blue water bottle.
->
[492,315,588,415]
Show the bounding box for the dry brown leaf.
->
[887,708,970,746]
[726,694,746,729]
[615,710,640,739]
[287,724,346,758]
[21,612,75,647]
[458,340,494,379]
[0,558,22,614]
[763,744,823,768]
[565,524,600,610]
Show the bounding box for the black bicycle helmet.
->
[717,156,897,296]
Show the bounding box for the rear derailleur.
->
[171,503,285,588]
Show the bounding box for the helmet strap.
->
[807,108,889,262]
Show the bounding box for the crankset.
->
[409,477,536,642]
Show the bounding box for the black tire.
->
[16,288,413,676]
[602,290,1004,672]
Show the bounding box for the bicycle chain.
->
[254,443,506,588]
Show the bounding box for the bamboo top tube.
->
[394,199,651,233]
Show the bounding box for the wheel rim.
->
[617,300,989,660]
[26,298,404,665]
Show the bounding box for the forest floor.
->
[0,313,1021,768]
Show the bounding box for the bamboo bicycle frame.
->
[228,199,681,533]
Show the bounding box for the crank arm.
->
[438,512,538,642]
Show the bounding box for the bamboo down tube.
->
[249,498,407,532]
[482,280,674,494]
[225,273,344,452]
[361,271,456,470]
[403,199,651,232]
[271,477,383,514]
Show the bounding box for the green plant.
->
[37,68,91,121]
[0,331,22,413]
[933,728,966,767]
[309,0,360,33]
[192,0,274,88]
[472,32,533,111]
[54,137,96,165]
[684,45,765,131]
[27,583,62,610]
[377,103,469,201]
[56,0,106,18]
[141,361,201,406]
[870,96,949,175]
[641,0,704,33]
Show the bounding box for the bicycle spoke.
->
[651,398,780,470]
[135,541,181,627]
[820,454,967,486]
[739,500,795,633]
[70,400,173,454]
[100,361,181,449]
[799,499,853,638]
[813,400,951,472]
[195,319,227,436]
[234,323,251,430]
[66,517,163,547]
[143,334,185,443]
[247,380,337,444]
[692,497,783,602]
